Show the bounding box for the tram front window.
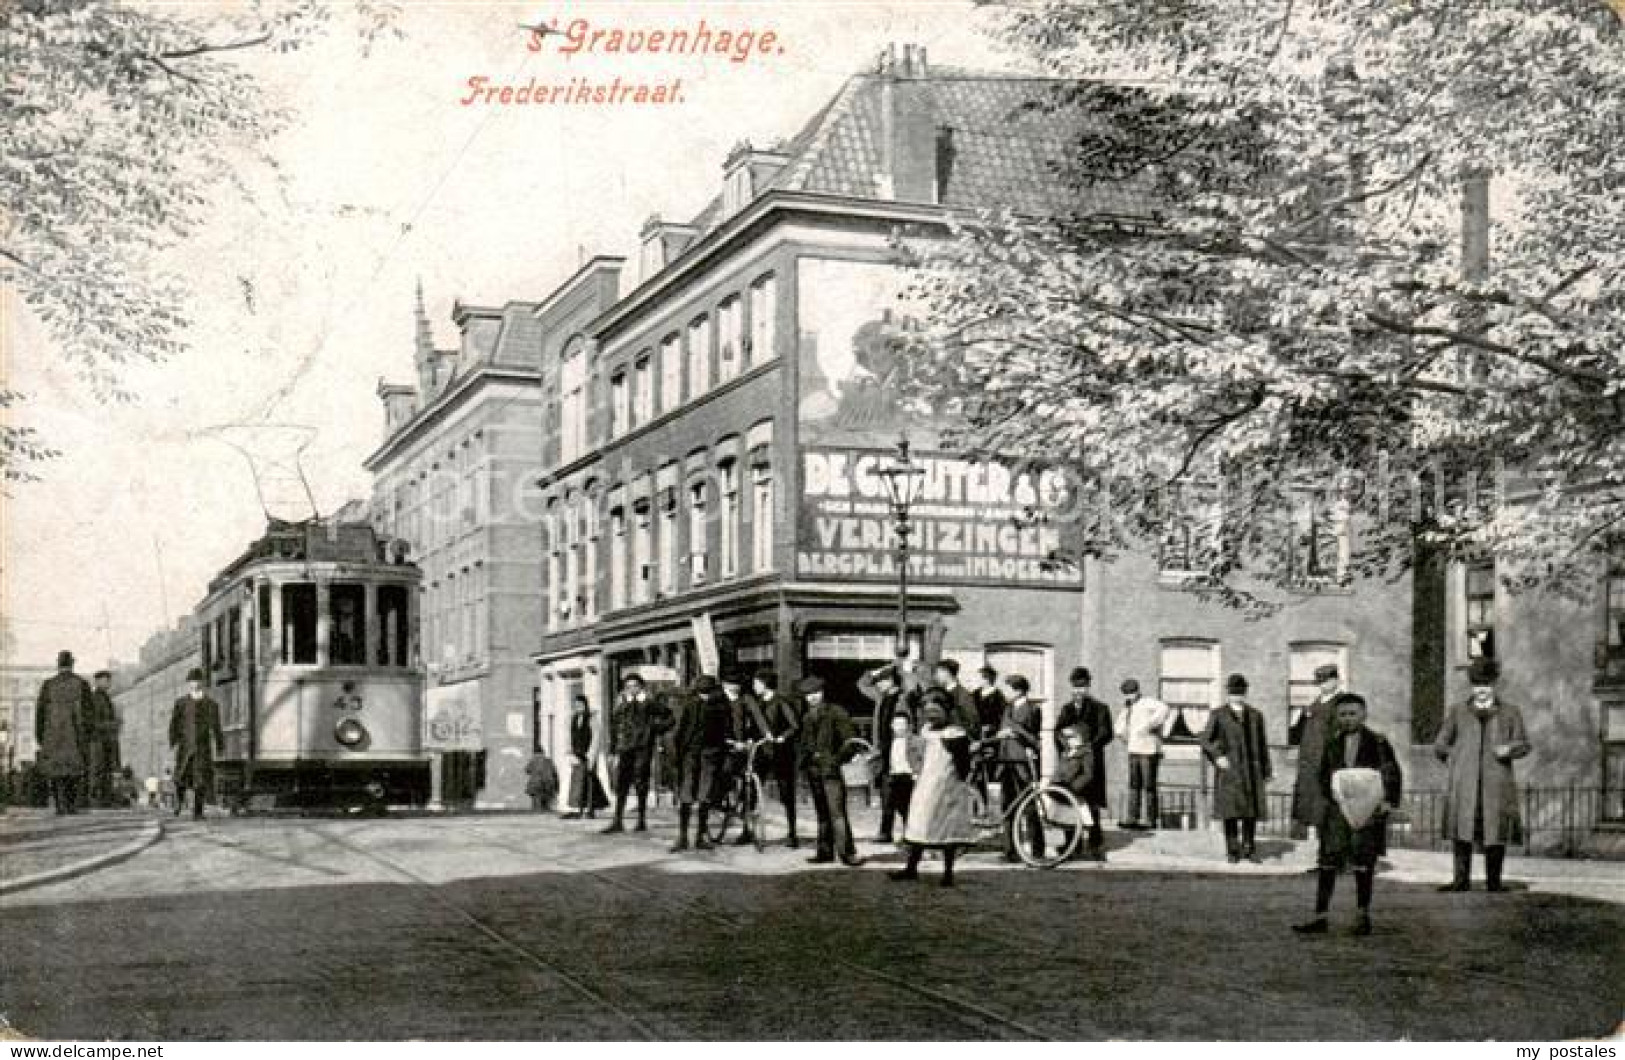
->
[331,583,367,665]
[282,583,318,664]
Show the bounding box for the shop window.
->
[1287,642,1347,745]
[378,584,410,666]
[282,583,318,664]
[1159,640,1218,743]
[1465,561,1496,661]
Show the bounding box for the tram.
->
[193,517,430,809]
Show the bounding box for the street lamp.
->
[874,435,928,661]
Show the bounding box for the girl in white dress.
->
[890,691,975,887]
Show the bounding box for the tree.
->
[900,0,1625,607]
[0,0,399,480]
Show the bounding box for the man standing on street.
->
[169,667,224,820]
[1294,694,1403,937]
[1054,666,1113,860]
[858,664,906,843]
[603,673,667,834]
[996,673,1043,862]
[671,675,734,852]
[86,670,120,807]
[753,670,802,848]
[797,675,862,866]
[1116,678,1173,831]
[722,670,770,847]
[1291,663,1353,842]
[1434,657,1530,893]
[35,650,93,816]
[1200,673,1272,863]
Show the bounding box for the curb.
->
[0,818,164,897]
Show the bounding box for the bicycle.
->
[702,737,776,850]
[966,747,1088,868]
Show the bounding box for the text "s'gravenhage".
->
[528,18,784,63]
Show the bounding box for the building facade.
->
[366,288,549,806]
[1,662,55,774]
[111,622,200,789]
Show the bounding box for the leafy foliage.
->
[0,0,400,477]
[901,0,1625,605]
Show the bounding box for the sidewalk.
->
[0,808,164,895]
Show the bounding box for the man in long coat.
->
[86,670,121,806]
[858,665,907,843]
[169,667,224,820]
[1290,663,1354,840]
[1293,694,1403,936]
[35,650,94,815]
[753,669,802,848]
[797,676,862,866]
[1200,673,1272,862]
[1434,657,1530,892]
[1054,666,1113,860]
[670,675,734,853]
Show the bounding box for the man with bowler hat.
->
[1200,673,1272,862]
[35,650,94,815]
[169,667,224,820]
[1054,666,1113,860]
[797,675,862,866]
[1434,657,1530,892]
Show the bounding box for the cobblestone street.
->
[2,809,1621,1041]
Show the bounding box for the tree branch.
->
[1281,153,1434,238]
[1364,310,1612,386]
[158,33,273,60]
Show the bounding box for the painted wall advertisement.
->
[797,447,1084,587]
[425,681,484,752]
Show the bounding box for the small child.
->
[881,709,925,842]
[1054,726,1099,860]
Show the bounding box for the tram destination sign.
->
[796,446,1084,588]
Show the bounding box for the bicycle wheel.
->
[1010,785,1083,869]
[704,779,738,844]
[744,773,768,851]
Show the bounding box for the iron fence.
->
[1117,784,1614,858]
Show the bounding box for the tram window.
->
[282,584,318,664]
[258,585,271,628]
[331,583,367,665]
[227,606,242,677]
[378,584,410,667]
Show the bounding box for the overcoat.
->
[798,699,857,780]
[1199,703,1272,820]
[1291,691,1356,826]
[1434,698,1530,846]
[1318,724,1403,870]
[169,693,224,791]
[1054,692,1114,805]
[34,671,93,778]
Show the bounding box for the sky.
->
[2,0,1025,668]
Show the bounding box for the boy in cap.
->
[1199,674,1271,862]
[1054,666,1113,859]
[796,675,861,866]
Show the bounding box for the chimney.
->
[639,214,700,279]
[377,379,417,438]
[876,42,937,203]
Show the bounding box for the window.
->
[984,643,1053,704]
[609,506,627,611]
[686,316,711,397]
[723,164,752,215]
[640,234,664,281]
[658,488,678,597]
[751,456,774,573]
[545,507,562,629]
[633,354,654,425]
[378,584,410,666]
[330,584,367,665]
[1160,482,1221,578]
[1288,488,1351,584]
[1288,642,1348,745]
[748,274,776,367]
[561,511,577,625]
[581,498,599,621]
[610,371,630,436]
[632,499,653,604]
[718,296,743,383]
[1465,561,1496,661]
[1603,552,1625,683]
[719,459,740,579]
[559,339,588,463]
[1159,640,1218,743]
[281,583,318,664]
[688,482,709,586]
[660,333,682,412]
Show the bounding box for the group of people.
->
[29,650,123,814]
[30,651,223,821]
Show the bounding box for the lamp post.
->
[875,435,927,662]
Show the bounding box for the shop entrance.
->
[802,629,922,742]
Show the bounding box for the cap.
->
[1313,663,1340,683]
[1120,678,1140,695]
[1337,692,1368,710]
[93,669,112,680]
[1226,673,1249,695]
[1468,657,1501,685]
[798,675,825,695]
[1069,666,1093,686]
[186,667,205,683]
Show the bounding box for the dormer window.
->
[723,164,753,216]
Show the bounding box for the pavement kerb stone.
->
[0,817,164,897]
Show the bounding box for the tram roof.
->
[208,518,411,592]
